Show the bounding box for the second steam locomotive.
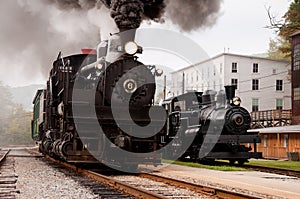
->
[162,86,262,165]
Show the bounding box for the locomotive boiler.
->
[31,31,167,171]
[162,86,262,165]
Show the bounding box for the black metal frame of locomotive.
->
[162,86,262,165]
[32,30,167,169]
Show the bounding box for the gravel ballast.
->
[15,156,98,199]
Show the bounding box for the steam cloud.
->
[100,0,223,31]
[0,0,223,86]
[165,0,223,31]
[0,0,101,86]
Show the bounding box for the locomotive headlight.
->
[96,63,104,70]
[125,41,138,55]
[232,96,241,106]
[155,69,164,77]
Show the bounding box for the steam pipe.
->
[79,58,104,76]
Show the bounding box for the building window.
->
[252,98,259,112]
[264,135,268,147]
[214,65,216,76]
[284,135,288,148]
[231,79,238,89]
[253,63,259,73]
[252,79,259,90]
[294,87,300,101]
[276,80,283,91]
[232,62,237,73]
[220,63,223,74]
[293,44,300,71]
[276,99,283,110]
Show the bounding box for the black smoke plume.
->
[165,0,223,31]
[100,0,223,31]
[100,0,165,31]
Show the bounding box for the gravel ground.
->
[15,157,99,199]
[154,172,283,199]
[113,175,211,199]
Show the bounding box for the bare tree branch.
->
[264,5,284,32]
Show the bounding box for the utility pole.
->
[182,72,185,94]
[163,75,166,100]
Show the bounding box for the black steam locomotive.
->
[162,86,262,165]
[32,31,167,171]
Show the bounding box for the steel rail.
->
[204,160,300,179]
[139,173,259,199]
[45,156,167,199]
[28,149,272,199]
[243,164,300,178]
[0,150,10,166]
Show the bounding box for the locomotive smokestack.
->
[224,85,236,104]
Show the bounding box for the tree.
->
[0,82,34,146]
[0,81,14,133]
[3,105,33,145]
[267,0,300,58]
[268,38,290,60]
[155,90,165,104]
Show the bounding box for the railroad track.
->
[0,149,10,165]
[137,173,258,199]
[242,164,300,178]
[39,153,263,199]
[0,149,20,199]
[209,160,300,178]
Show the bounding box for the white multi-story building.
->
[170,53,291,112]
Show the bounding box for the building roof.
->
[291,30,300,37]
[248,125,300,134]
[171,53,290,74]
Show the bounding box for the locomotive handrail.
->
[251,109,292,128]
[251,109,292,121]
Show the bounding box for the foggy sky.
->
[0,0,223,86]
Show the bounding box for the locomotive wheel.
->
[229,160,236,165]
[41,136,53,154]
[60,141,73,158]
[238,159,247,166]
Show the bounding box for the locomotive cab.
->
[32,89,46,142]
